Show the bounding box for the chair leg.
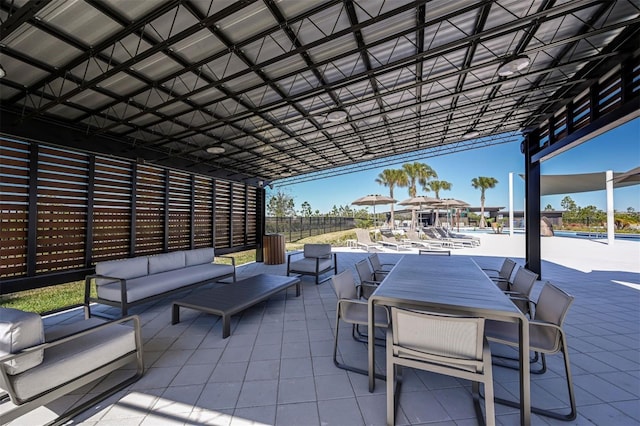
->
[333,313,385,379]
[489,343,576,421]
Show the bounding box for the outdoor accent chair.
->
[387,308,495,426]
[354,229,383,252]
[355,259,384,299]
[504,267,539,316]
[286,243,337,284]
[482,258,517,291]
[331,271,389,378]
[367,253,395,276]
[0,309,144,425]
[484,282,576,421]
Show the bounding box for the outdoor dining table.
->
[367,255,531,425]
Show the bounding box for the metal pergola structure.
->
[1,0,639,288]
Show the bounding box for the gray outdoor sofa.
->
[0,308,144,425]
[85,247,236,318]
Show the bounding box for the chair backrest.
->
[510,267,538,297]
[368,253,383,272]
[500,258,517,280]
[355,228,374,243]
[532,282,574,352]
[355,259,374,283]
[391,308,485,370]
[406,230,420,240]
[303,243,331,258]
[331,270,358,301]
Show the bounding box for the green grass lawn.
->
[1,229,359,314]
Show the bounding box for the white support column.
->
[509,172,514,236]
[606,170,614,245]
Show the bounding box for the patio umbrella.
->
[398,196,440,229]
[352,194,396,228]
[433,198,469,229]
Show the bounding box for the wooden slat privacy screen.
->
[0,138,261,294]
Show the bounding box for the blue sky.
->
[270,118,639,214]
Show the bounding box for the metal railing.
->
[265,216,356,242]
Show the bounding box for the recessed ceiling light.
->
[206,146,225,154]
[362,151,375,160]
[0,64,6,79]
[281,169,292,177]
[497,55,530,77]
[326,109,347,122]
[463,131,480,139]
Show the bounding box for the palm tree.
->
[425,180,452,199]
[471,176,499,228]
[402,162,437,229]
[376,169,408,229]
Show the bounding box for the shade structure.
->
[352,195,396,228]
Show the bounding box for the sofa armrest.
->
[215,255,236,267]
[84,274,128,319]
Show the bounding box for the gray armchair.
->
[0,309,144,425]
[286,243,337,284]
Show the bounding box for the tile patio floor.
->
[7,242,640,426]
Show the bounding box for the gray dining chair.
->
[482,258,517,290]
[331,271,389,378]
[485,282,576,421]
[387,307,495,426]
[418,248,451,256]
[504,267,538,316]
[367,253,394,276]
[355,259,384,299]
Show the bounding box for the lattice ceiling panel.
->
[0,0,638,186]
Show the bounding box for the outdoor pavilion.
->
[1,1,639,297]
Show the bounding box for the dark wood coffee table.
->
[171,273,301,338]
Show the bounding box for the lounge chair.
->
[485,282,576,421]
[435,227,481,246]
[423,227,474,248]
[330,271,388,378]
[420,228,458,248]
[387,308,495,426]
[380,235,411,251]
[402,230,442,249]
[354,229,382,252]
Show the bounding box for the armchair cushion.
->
[95,256,148,285]
[149,251,186,274]
[289,257,334,274]
[0,308,45,375]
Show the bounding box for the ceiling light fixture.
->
[362,151,375,160]
[206,146,225,154]
[0,64,6,79]
[463,131,480,139]
[326,109,347,122]
[281,169,292,177]
[497,55,530,77]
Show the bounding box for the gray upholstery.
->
[149,251,186,274]
[506,267,538,315]
[8,320,136,401]
[185,247,215,266]
[87,248,236,317]
[95,256,148,285]
[0,308,44,375]
[287,243,337,284]
[387,308,494,426]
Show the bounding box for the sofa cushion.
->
[185,247,215,266]
[0,308,45,375]
[149,251,186,274]
[8,320,136,401]
[95,256,148,285]
[303,244,332,258]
